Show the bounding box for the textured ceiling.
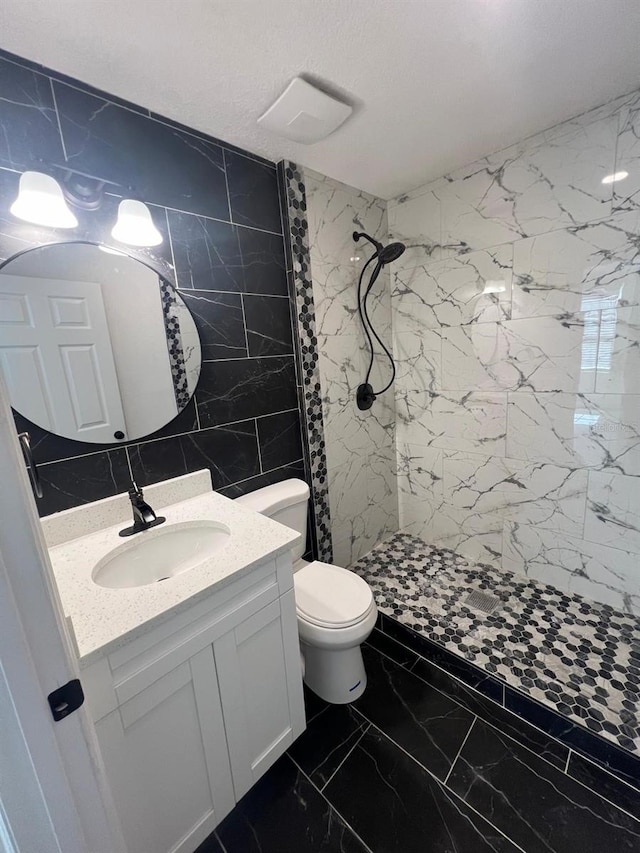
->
[1,0,640,198]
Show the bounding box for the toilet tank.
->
[234,479,310,563]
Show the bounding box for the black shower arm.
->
[353,230,383,253]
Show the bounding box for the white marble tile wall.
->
[389,89,640,615]
[304,170,399,566]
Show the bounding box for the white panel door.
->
[0,275,126,442]
[214,593,306,800]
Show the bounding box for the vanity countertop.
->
[46,477,300,665]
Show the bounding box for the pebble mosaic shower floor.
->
[351,532,640,755]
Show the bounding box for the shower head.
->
[378,241,405,264]
[352,231,406,265]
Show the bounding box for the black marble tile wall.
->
[0,48,311,522]
[53,83,230,219]
[0,57,65,170]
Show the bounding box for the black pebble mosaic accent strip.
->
[0,48,316,523]
[278,160,332,562]
[351,532,640,787]
[159,278,189,409]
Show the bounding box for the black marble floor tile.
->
[38,449,131,516]
[324,727,520,853]
[303,684,329,723]
[243,294,294,356]
[169,212,244,292]
[409,655,502,718]
[567,752,640,820]
[180,422,260,488]
[238,227,288,295]
[53,82,230,219]
[288,705,369,789]
[365,628,420,668]
[215,755,369,853]
[380,613,504,703]
[447,718,640,853]
[217,459,306,499]
[196,356,297,427]
[179,291,247,360]
[0,56,64,169]
[225,151,282,233]
[194,831,224,853]
[504,685,640,788]
[354,646,475,781]
[257,409,303,471]
[409,657,569,770]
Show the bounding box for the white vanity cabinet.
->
[81,553,305,853]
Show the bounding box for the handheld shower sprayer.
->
[352,231,405,410]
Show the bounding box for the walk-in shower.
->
[352,230,405,410]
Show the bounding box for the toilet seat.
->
[294,561,374,629]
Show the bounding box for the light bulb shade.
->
[111,200,162,247]
[10,171,78,229]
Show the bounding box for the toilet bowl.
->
[235,479,377,704]
[295,560,377,702]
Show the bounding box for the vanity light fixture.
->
[601,171,629,184]
[111,199,163,247]
[10,171,78,229]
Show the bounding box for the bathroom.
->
[0,1,639,851]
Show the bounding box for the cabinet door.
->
[95,647,234,853]
[214,591,305,799]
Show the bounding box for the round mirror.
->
[0,242,201,443]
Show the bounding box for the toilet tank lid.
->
[234,478,310,515]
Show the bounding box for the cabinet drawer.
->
[112,583,279,705]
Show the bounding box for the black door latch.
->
[48,679,85,721]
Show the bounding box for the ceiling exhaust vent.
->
[257,77,353,144]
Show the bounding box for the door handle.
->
[18,432,43,499]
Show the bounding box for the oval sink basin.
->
[92,521,231,589]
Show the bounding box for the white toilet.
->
[235,479,377,703]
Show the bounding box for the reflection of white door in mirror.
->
[0,275,127,443]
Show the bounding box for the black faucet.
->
[119,482,166,537]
